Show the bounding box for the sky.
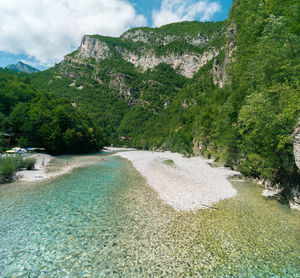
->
[0,0,233,70]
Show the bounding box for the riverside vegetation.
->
[0,156,36,183]
[0,0,299,197]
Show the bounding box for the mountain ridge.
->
[6,61,40,73]
[65,20,226,78]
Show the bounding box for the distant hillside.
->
[0,69,105,155]
[6,61,40,73]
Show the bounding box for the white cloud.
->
[0,0,146,66]
[152,0,221,27]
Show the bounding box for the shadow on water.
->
[0,155,299,277]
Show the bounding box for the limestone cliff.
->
[121,29,151,43]
[68,22,224,79]
[211,23,237,87]
[109,73,133,97]
[121,49,219,78]
[121,29,210,47]
[79,35,112,60]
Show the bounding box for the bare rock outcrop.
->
[122,29,209,48]
[122,49,219,78]
[65,30,221,79]
[211,58,227,88]
[185,34,209,47]
[121,29,151,43]
[293,119,300,170]
[211,23,237,87]
[109,73,133,96]
[79,35,112,60]
[193,138,204,156]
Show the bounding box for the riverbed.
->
[0,154,299,277]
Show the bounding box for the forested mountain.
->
[31,21,226,148]
[0,69,105,154]
[29,0,300,195]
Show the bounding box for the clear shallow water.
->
[0,155,299,277]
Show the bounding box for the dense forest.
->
[1,0,299,196]
[193,0,300,192]
[0,69,105,154]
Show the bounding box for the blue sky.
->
[133,0,232,23]
[0,0,232,70]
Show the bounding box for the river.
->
[0,154,299,277]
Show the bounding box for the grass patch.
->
[162,159,176,167]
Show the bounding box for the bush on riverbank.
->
[0,156,36,183]
[23,158,36,170]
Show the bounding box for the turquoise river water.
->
[0,154,299,277]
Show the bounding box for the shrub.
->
[0,161,16,177]
[0,156,19,183]
[14,156,25,169]
[23,158,36,170]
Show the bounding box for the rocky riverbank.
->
[114,150,239,211]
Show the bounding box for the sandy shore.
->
[115,150,239,211]
[16,153,95,182]
[15,154,54,182]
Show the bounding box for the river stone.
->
[293,119,300,169]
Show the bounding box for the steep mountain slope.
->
[31,0,300,196]
[6,61,40,73]
[31,21,226,144]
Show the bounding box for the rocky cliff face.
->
[66,22,225,79]
[79,35,112,60]
[121,29,150,43]
[121,29,210,47]
[293,119,300,170]
[73,35,220,78]
[109,73,133,97]
[121,49,219,78]
[211,23,237,87]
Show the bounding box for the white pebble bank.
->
[114,150,238,211]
